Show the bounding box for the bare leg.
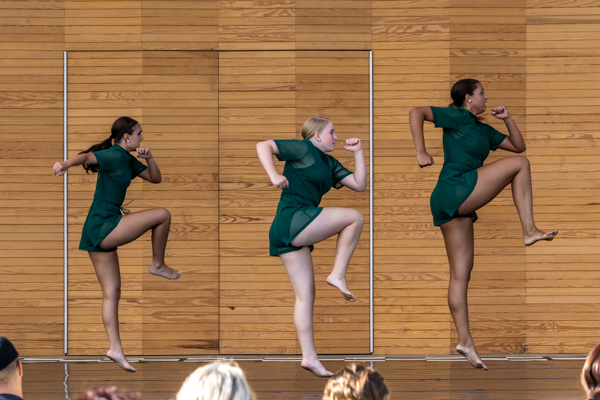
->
[89,251,137,373]
[279,248,332,378]
[99,208,180,279]
[458,156,557,246]
[291,207,364,302]
[440,218,488,371]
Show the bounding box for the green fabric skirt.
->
[79,200,122,252]
[269,197,322,256]
[430,163,479,226]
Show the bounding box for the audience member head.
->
[77,386,139,400]
[176,361,255,400]
[323,363,390,400]
[0,337,23,398]
[582,344,600,400]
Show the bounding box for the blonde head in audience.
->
[176,361,255,400]
[582,344,600,400]
[323,363,390,400]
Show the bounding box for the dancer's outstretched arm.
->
[409,107,435,167]
[256,140,289,188]
[52,153,97,176]
[492,105,526,153]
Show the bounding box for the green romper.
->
[269,139,353,256]
[79,145,148,252]
[429,106,507,226]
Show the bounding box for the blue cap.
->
[0,337,19,371]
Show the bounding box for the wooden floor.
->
[22,356,586,400]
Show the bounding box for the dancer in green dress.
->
[409,79,558,370]
[53,117,180,372]
[257,117,367,377]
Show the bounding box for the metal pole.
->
[369,50,374,354]
[63,50,68,355]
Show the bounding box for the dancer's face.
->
[315,122,337,152]
[467,83,488,114]
[125,124,144,150]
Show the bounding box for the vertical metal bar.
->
[63,50,68,355]
[369,50,374,354]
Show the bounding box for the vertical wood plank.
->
[0,0,65,356]
[141,51,220,354]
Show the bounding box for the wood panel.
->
[525,0,600,354]
[67,51,219,355]
[296,51,371,353]
[218,1,295,51]
[67,51,144,355]
[141,1,218,50]
[0,0,65,356]
[448,0,527,355]
[140,51,219,354]
[219,50,297,354]
[296,0,372,50]
[371,0,451,355]
[65,0,141,51]
[219,50,370,354]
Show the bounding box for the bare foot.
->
[524,229,558,246]
[326,275,356,302]
[149,263,181,280]
[301,361,333,378]
[456,345,488,371]
[106,350,137,373]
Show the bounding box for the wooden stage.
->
[21,355,587,400]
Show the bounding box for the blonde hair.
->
[301,116,331,140]
[323,364,390,400]
[176,361,255,400]
[582,344,600,400]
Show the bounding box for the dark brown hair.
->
[79,116,139,174]
[323,363,390,400]
[449,79,481,108]
[582,344,600,400]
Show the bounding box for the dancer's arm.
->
[492,105,526,153]
[137,147,161,183]
[340,138,367,192]
[409,107,435,167]
[52,153,97,176]
[256,140,289,188]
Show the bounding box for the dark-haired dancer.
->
[257,117,366,377]
[53,117,180,372]
[409,79,557,370]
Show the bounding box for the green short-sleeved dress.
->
[429,106,508,226]
[269,139,353,256]
[79,144,148,252]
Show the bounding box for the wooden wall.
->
[0,0,65,355]
[1,0,599,356]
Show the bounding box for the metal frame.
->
[60,49,373,355]
[369,50,374,353]
[63,51,68,355]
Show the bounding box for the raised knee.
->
[513,156,530,170]
[352,210,364,226]
[158,208,171,222]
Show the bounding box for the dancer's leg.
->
[279,248,332,378]
[99,208,179,279]
[458,156,557,246]
[291,207,364,301]
[440,217,488,371]
[88,251,136,373]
